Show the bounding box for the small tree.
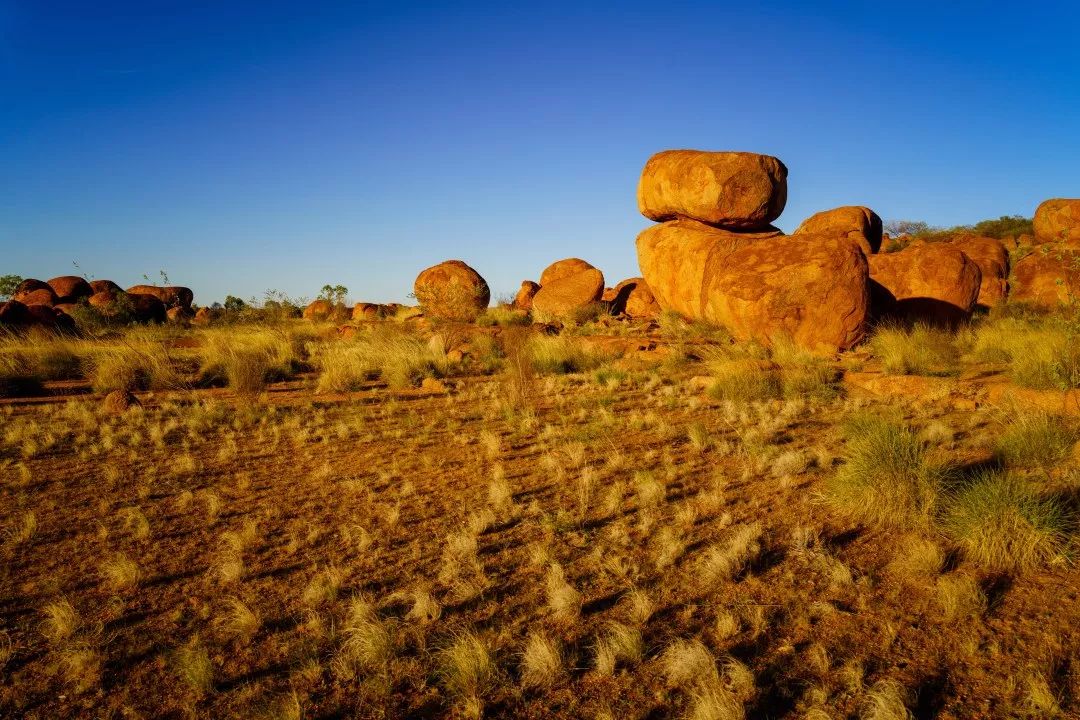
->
[0,274,23,300]
[224,295,247,313]
[318,284,348,306]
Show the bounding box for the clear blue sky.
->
[3,1,1078,305]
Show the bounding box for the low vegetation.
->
[2,306,1080,718]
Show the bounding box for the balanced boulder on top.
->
[637,150,788,229]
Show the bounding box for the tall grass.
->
[968,317,1080,389]
[870,324,959,376]
[314,328,450,391]
[199,328,307,393]
[823,414,943,530]
[994,412,1077,469]
[526,336,606,375]
[943,471,1072,572]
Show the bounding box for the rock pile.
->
[635,150,871,353]
[531,258,605,321]
[1,276,196,330]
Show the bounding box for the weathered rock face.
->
[12,279,51,300]
[607,277,661,319]
[868,244,982,326]
[88,290,120,310]
[949,235,1009,309]
[1010,248,1080,308]
[47,276,92,303]
[129,293,167,324]
[513,281,541,311]
[26,303,75,331]
[192,307,216,325]
[1033,198,1080,245]
[166,306,193,323]
[352,302,382,321]
[126,285,194,309]
[531,262,605,321]
[637,219,867,351]
[17,288,58,307]
[794,206,883,255]
[637,150,788,229]
[539,259,596,287]
[636,219,783,318]
[89,279,123,295]
[413,260,490,321]
[702,233,870,353]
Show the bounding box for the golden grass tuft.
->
[520,631,564,689]
[870,324,958,376]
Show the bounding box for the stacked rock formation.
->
[413,260,490,322]
[636,150,871,353]
[0,276,196,330]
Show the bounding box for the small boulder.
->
[794,206,883,255]
[607,277,661,319]
[304,299,335,321]
[166,306,192,323]
[637,149,788,229]
[868,244,981,326]
[949,235,1009,309]
[125,285,194,309]
[413,260,490,321]
[12,279,51,300]
[420,377,448,393]
[129,293,167,323]
[1010,248,1080,308]
[513,281,541,311]
[1033,198,1080,245]
[47,276,93,303]
[88,279,123,295]
[0,300,32,327]
[16,287,58,307]
[352,302,383,321]
[192,307,215,325]
[531,260,605,321]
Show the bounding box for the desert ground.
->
[2,300,1080,719]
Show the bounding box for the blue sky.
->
[2,1,1078,305]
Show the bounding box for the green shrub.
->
[824,414,943,530]
[943,471,1072,572]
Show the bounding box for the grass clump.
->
[870,324,959,376]
[823,414,943,530]
[314,328,450,391]
[969,317,1080,389]
[438,630,495,717]
[943,471,1072,572]
[706,359,782,403]
[994,412,1077,468]
[88,345,181,393]
[527,336,604,375]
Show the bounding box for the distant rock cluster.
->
[0,276,195,330]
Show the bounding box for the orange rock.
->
[0,300,32,327]
[1009,247,1080,308]
[949,235,1009,309]
[304,299,335,321]
[192,307,214,325]
[868,244,981,326]
[539,259,596,287]
[636,218,782,319]
[413,260,490,321]
[12,279,50,301]
[531,261,605,321]
[16,288,57,307]
[608,277,660,319]
[352,302,382,321]
[1033,198,1080,245]
[47,276,92,302]
[128,293,167,323]
[794,206,882,255]
[88,279,122,295]
[125,285,193,309]
[513,281,541,311]
[637,150,787,229]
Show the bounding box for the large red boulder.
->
[637,150,788,229]
[0,300,32,327]
[949,235,1009,309]
[531,260,605,321]
[636,219,783,319]
[794,206,883,255]
[1033,198,1080,245]
[304,299,336,321]
[1009,247,1080,308]
[16,288,58,307]
[637,219,868,352]
[868,244,981,326]
[47,276,92,303]
[413,260,490,321]
[12,279,52,303]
